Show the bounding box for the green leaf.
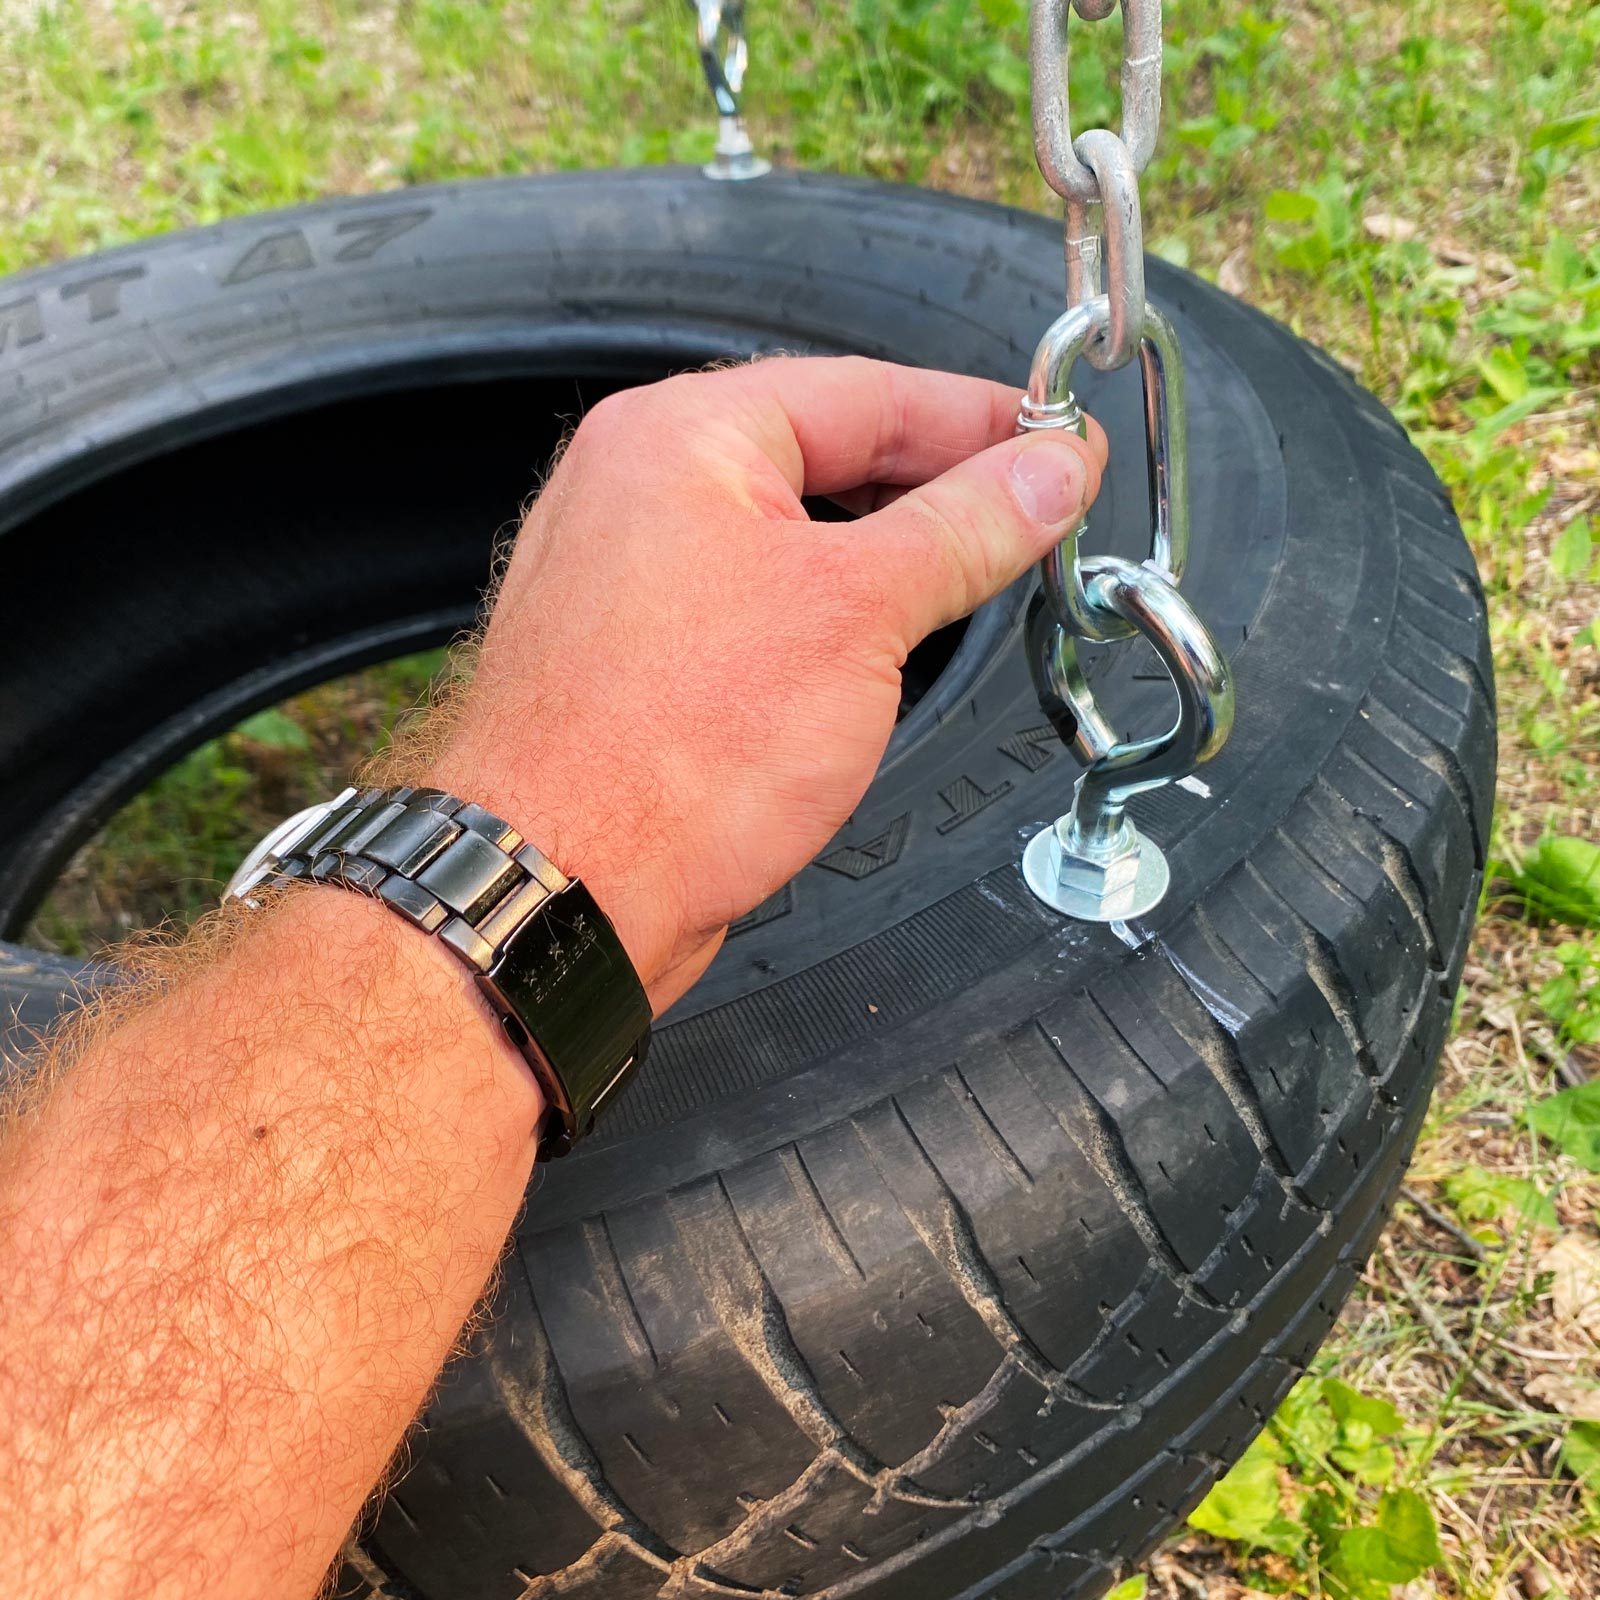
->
[1544,232,1587,294]
[1443,1164,1561,1229]
[1330,1437,1397,1485]
[1564,1419,1600,1500]
[1187,1435,1280,1540]
[1529,108,1600,152]
[1376,1488,1443,1569]
[1528,1078,1600,1171]
[1274,1376,1339,1459]
[1336,1527,1416,1589]
[1323,1378,1403,1436]
[1469,386,1566,440]
[1334,1490,1443,1589]
[1105,1579,1147,1600]
[1265,188,1320,223]
[1541,942,1600,1048]
[1478,345,1529,404]
[235,707,312,751]
[1187,1434,1305,1554]
[1551,517,1594,580]
[1510,835,1600,927]
[1562,311,1600,353]
[1527,718,1565,754]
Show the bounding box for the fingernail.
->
[1009,438,1087,529]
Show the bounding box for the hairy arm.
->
[1,890,543,1592]
[0,357,1103,1598]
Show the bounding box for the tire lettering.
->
[817,815,909,880]
[59,266,145,323]
[224,229,316,285]
[728,884,794,937]
[935,775,1013,834]
[619,265,739,295]
[998,725,1061,772]
[333,209,431,262]
[0,295,44,354]
[0,371,64,421]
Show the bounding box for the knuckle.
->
[832,353,882,390]
[573,386,646,448]
[563,380,695,482]
[558,394,634,485]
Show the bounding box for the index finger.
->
[702,355,1096,498]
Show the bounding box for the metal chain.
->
[695,0,748,119]
[1017,0,1237,923]
[1030,0,1161,371]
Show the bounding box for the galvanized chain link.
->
[695,0,747,118]
[1032,0,1163,199]
[1018,0,1237,922]
[1030,0,1161,371]
[1024,297,1186,644]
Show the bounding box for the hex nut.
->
[1051,841,1144,902]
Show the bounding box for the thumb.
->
[859,430,1102,646]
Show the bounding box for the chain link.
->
[694,0,749,118]
[1024,299,1187,643]
[1030,0,1163,208]
[1064,128,1145,371]
[1031,0,1161,371]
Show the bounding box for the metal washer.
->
[1021,823,1171,922]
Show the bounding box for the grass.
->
[4,0,1599,1593]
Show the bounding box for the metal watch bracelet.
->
[226,784,652,1160]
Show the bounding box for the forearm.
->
[0,888,542,1597]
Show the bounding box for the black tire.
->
[0,171,1493,1600]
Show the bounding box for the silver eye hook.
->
[689,0,770,181]
[1024,558,1233,920]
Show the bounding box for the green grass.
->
[5,1,1600,1594]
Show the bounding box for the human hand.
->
[421,357,1106,1009]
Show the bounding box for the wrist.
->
[263,887,547,1156]
[245,777,655,1159]
[418,736,698,1008]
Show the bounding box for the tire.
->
[0,171,1493,1600]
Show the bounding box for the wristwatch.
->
[226,784,651,1159]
